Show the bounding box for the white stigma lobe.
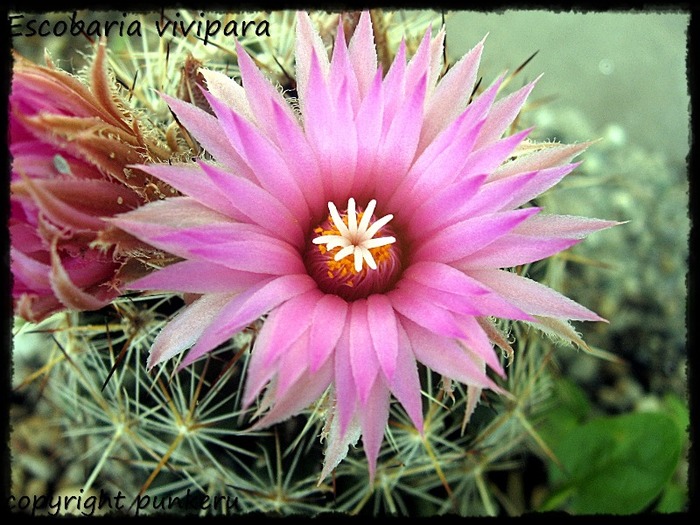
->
[313,198,396,272]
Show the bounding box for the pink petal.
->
[512,213,622,238]
[387,76,503,211]
[374,72,427,204]
[198,162,305,247]
[412,208,541,262]
[352,69,384,195]
[203,92,311,225]
[360,377,391,482]
[474,76,541,148]
[459,288,534,321]
[491,141,592,181]
[198,69,254,122]
[242,288,323,407]
[405,28,432,95]
[260,289,323,367]
[388,284,466,339]
[11,247,52,292]
[179,274,317,369]
[161,93,249,172]
[390,323,424,432]
[275,331,312,400]
[329,20,360,111]
[49,242,113,311]
[367,294,399,381]
[498,164,581,211]
[453,170,541,219]
[459,128,533,180]
[455,315,505,377]
[110,198,254,257]
[458,234,579,268]
[403,261,491,297]
[295,11,330,111]
[270,99,326,213]
[126,260,267,294]
[136,162,240,218]
[189,238,306,276]
[467,268,605,321]
[147,293,235,368]
[419,35,485,150]
[403,174,487,234]
[309,293,348,372]
[401,318,502,391]
[15,174,103,232]
[381,40,407,129]
[427,27,446,95]
[395,278,482,317]
[402,262,533,321]
[348,11,377,100]
[251,357,334,429]
[243,308,283,407]
[304,49,357,199]
[349,299,380,405]
[234,40,298,143]
[334,323,358,434]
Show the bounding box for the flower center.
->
[305,198,403,300]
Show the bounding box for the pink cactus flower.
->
[113,12,616,479]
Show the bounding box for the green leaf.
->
[661,393,689,435]
[547,412,684,514]
[537,378,592,448]
[655,482,688,513]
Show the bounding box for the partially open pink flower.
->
[113,12,616,479]
[10,42,172,322]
